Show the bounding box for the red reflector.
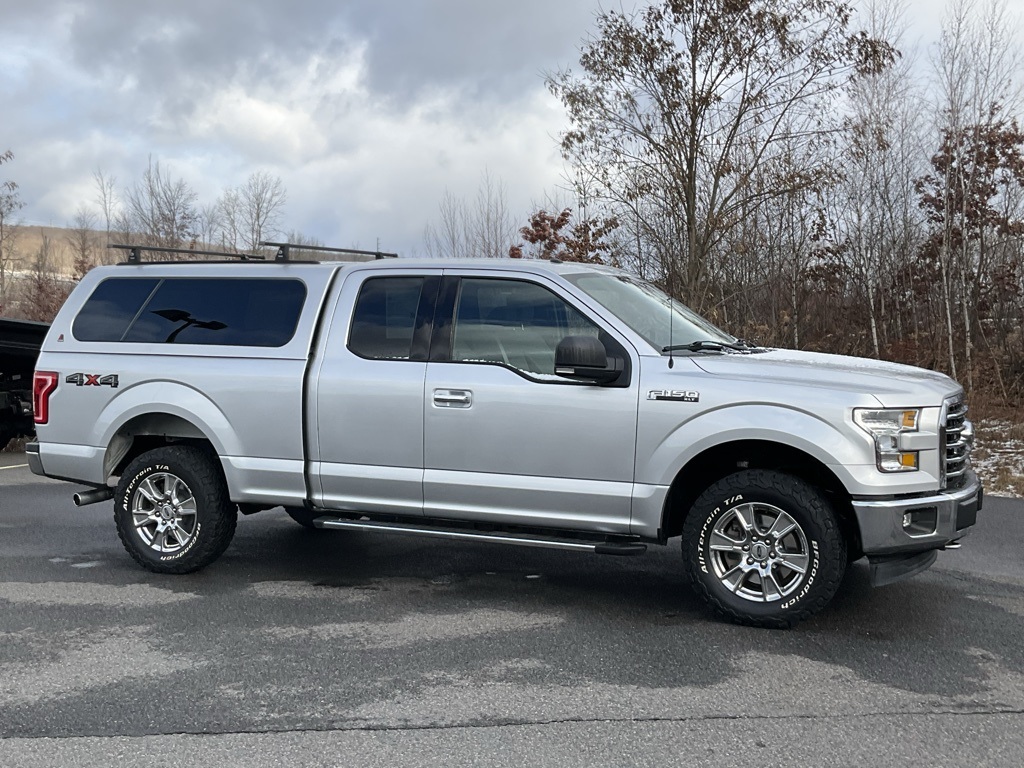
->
[33,371,58,425]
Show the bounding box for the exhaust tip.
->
[73,487,115,507]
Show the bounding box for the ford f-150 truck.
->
[26,245,982,627]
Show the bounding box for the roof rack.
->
[109,244,266,264]
[260,242,399,261]
[108,241,400,264]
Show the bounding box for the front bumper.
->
[852,470,982,556]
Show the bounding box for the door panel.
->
[423,275,639,533]
[317,358,426,515]
[424,363,637,531]
[313,272,437,515]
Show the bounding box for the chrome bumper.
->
[852,471,982,556]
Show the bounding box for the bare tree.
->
[239,171,287,252]
[424,189,470,259]
[550,0,897,311]
[66,206,99,280]
[93,168,118,245]
[276,230,325,260]
[0,150,25,313]
[216,187,242,252]
[123,158,199,249]
[834,0,926,358]
[468,171,517,259]
[923,0,1024,389]
[424,171,518,258]
[21,233,71,322]
[196,202,223,249]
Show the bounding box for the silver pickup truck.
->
[27,247,982,627]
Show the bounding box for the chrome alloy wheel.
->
[707,502,810,603]
[131,472,198,553]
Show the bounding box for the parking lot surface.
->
[1,457,1022,766]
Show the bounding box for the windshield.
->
[565,272,735,352]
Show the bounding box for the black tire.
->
[114,445,237,574]
[284,506,322,530]
[682,469,846,628]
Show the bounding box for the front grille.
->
[943,399,972,489]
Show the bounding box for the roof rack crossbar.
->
[108,244,265,263]
[260,242,399,262]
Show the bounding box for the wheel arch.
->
[660,439,860,557]
[95,382,239,482]
[103,412,223,479]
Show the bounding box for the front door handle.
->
[433,389,472,408]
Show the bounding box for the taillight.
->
[33,371,58,425]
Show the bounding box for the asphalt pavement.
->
[1,451,1023,766]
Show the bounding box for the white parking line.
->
[0,464,29,470]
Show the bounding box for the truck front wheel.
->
[681,469,846,628]
[114,446,237,574]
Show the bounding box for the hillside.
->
[3,224,107,276]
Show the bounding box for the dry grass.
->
[5,224,103,275]
[971,409,1024,498]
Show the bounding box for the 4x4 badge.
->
[66,373,119,388]
[648,389,699,402]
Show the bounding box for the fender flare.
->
[94,381,239,463]
[642,404,866,490]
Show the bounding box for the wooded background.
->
[2,0,1022,410]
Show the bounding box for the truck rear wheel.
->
[682,469,846,628]
[114,446,236,574]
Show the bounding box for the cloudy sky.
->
[1,0,1021,256]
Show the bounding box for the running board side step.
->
[314,518,647,556]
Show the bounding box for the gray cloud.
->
[3,0,983,255]
[1,0,606,252]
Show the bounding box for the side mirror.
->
[555,335,619,384]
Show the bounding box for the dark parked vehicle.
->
[0,317,49,449]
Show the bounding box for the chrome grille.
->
[943,399,972,489]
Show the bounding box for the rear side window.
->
[348,277,425,360]
[73,278,307,347]
[72,278,160,342]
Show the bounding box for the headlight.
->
[853,408,921,472]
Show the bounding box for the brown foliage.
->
[916,115,1024,240]
[509,208,619,264]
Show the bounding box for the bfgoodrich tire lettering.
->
[682,469,846,628]
[114,446,236,574]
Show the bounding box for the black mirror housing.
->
[555,335,619,384]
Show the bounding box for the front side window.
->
[74,277,306,347]
[348,277,425,360]
[451,278,600,378]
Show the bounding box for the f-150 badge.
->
[648,389,699,402]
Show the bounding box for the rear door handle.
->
[433,389,472,408]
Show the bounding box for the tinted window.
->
[348,277,425,360]
[566,272,734,351]
[451,279,600,377]
[73,279,160,342]
[74,277,306,347]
